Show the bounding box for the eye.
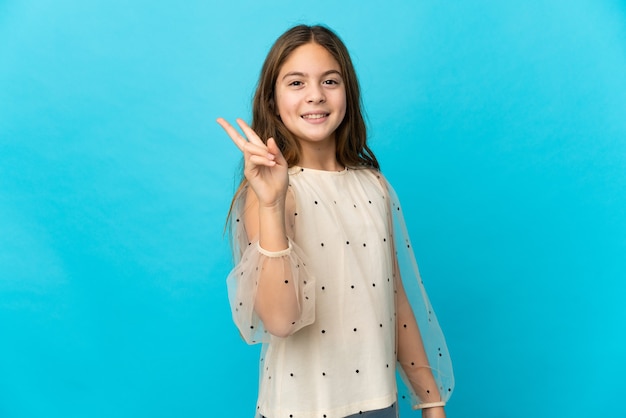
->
[323,79,340,86]
[288,80,303,87]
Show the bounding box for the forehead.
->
[279,42,341,76]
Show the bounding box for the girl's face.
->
[275,42,346,149]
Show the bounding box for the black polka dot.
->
[284,280,289,284]
[321,330,326,334]
[355,369,359,373]
[353,328,357,332]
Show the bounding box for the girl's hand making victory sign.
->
[217,118,288,208]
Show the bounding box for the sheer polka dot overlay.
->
[227,167,454,417]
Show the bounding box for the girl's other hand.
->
[217,117,288,207]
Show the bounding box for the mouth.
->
[301,113,330,120]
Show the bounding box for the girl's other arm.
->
[396,276,446,417]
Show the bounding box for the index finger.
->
[216,117,247,151]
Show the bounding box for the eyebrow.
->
[281,69,342,80]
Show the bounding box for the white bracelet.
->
[413,401,446,410]
[257,241,292,258]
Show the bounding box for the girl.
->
[217,25,453,418]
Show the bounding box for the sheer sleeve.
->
[380,176,455,410]
[226,185,316,344]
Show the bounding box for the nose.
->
[306,84,326,103]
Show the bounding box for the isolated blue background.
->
[1,1,625,417]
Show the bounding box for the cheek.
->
[275,92,295,117]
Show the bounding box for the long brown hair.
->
[228,25,380,223]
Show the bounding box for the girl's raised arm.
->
[219,118,315,340]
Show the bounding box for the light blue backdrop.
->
[1,1,625,417]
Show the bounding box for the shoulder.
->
[349,166,385,180]
[348,166,391,195]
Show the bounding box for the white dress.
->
[227,166,454,418]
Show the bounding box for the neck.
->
[298,139,343,171]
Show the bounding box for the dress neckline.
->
[289,165,349,176]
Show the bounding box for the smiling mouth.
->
[301,113,329,120]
